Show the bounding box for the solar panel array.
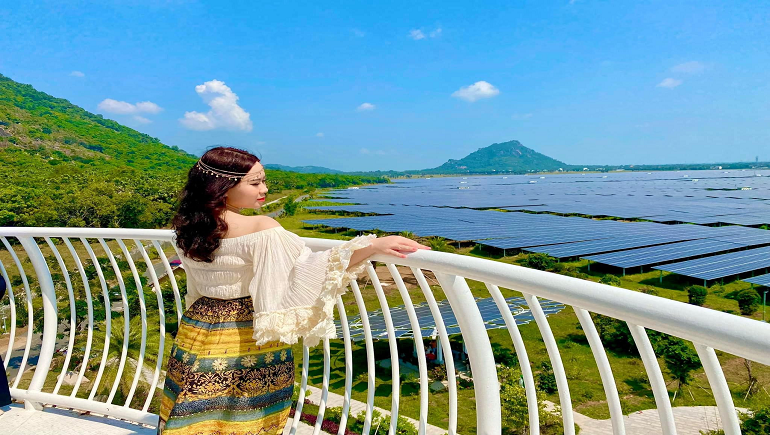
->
[304,169,770,282]
[335,296,565,341]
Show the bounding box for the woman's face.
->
[225,162,269,209]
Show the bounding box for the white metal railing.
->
[1,227,769,435]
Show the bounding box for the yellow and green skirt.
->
[158,296,295,435]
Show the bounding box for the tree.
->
[657,337,701,400]
[498,365,565,434]
[736,289,760,315]
[686,285,708,306]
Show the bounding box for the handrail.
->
[1,226,769,435]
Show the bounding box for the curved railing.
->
[1,227,769,435]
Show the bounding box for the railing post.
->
[18,236,58,411]
[434,272,501,434]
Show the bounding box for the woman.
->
[159,147,429,434]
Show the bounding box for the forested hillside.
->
[0,74,386,228]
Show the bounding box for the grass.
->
[279,207,770,432]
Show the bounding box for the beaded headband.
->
[195,160,248,180]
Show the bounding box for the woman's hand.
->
[371,235,431,259]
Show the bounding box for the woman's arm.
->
[347,236,430,270]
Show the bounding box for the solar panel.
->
[583,239,741,269]
[653,246,770,281]
[744,273,770,287]
[336,296,564,341]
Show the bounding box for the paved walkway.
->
[302,384,448,435]
[0,403,318,435]
[571,405,745,434]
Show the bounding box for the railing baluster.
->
[134,240,166,412]
[81,238,113,402]
[116,239,148,408]
[411,267,458,435]
[15,236,58,411]
[694,344,741,435]
[335,297,354,434]
[97,238,131,405]
[1,237,36,392]
[312,338,332,435]
[627,323,677,435]
[44,237,78,395]
[150,240,183,325]
[387,263,428,435]
[366,262,400,434]
[349,277,376,435]
[485,283,539,434]
[289,345,310,435]
[434,272,501,435]
[574,308,625,435]
[522,293,574,435]
[62,237,95,398]
[0,259,17,371]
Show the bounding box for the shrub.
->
[519,253,557,271]
[639,286,659,296]
[741,406,770,434]
[599,274,621,286]
[536,361,557,394]
[736,289,760,315]
[426,236,456,253]
[686,285,708,306]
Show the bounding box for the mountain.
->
[423,140,566,174]
[264,163,343,174]
[0,74,386,228]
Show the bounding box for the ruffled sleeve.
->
[249,227,376,347]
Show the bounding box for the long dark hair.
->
[172,147,260,262]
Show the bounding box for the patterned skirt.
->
[158,296,295,435]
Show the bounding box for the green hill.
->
[0,74,386,228]
[424,140,566,174]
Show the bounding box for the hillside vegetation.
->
[0,74,386,228]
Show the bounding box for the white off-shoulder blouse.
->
[171,226,377,347]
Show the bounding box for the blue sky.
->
[2,0,769,171]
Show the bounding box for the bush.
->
[639,286,659,296]
[519,253,557,271]
[599,274,621,286]
[736,289,760,315]
[687,285,708,306]
[741,406,770,434]
[536,361,557,394]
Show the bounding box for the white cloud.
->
[98,99,163,115]
[360,148,389,155]
[357,102,376,112]
[180,79,253,132]
[410,27,442,40]
[451,81,500,102]
[351,28,366,37]
[409,29,425,40]
[316,132,324,137]
[133,115,152,124]
[657,78,683,89]
[671,61,706,74]
[70,71,85,78]
[512,113,533,120]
